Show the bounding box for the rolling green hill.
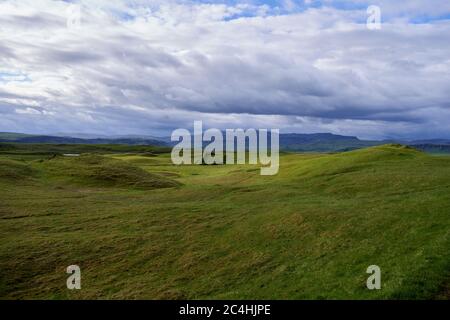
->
[0,159,35,181]
[36,155,181,190]
[0,144,449,299]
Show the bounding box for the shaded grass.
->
[0,159,35,182]
[34,154,181,190]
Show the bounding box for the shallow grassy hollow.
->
[0,145,449,299]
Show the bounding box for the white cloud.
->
[0,0,449,139]
[15,107,41,115]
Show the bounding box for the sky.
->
[1,0,450,140]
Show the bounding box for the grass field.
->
[0,144,449,299]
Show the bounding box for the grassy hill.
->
[36,155,181,190]
[0,144,449,299]
[0,159,35,181]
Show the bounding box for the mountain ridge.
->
[1,132,450,153]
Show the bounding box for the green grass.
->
[0,143,170,158]
[0,144,449,299]
[35,155,181,190]
[0,159,35,181]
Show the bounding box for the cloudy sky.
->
[1,0,450,139]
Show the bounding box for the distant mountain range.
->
[279,133,450,153]
[1,132,450,154]
[0,132,167,147]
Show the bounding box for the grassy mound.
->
[39,155,180,190]
[284,144,423,177]
[0,159,34,181]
